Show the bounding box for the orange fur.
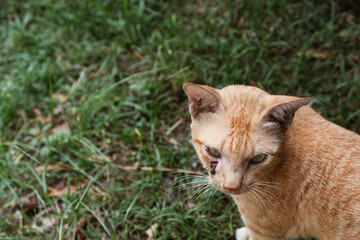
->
[183,83,360,240]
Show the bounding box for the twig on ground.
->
[115,165,203,175]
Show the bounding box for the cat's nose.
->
[223,174,242,191]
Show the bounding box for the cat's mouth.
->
[221,186,243,195]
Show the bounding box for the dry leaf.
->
[33,108,51,125]
[110,152,123,162]
[41,117,51,125]
[169,137,179,149]
[33,108,43,117]
[88,155,112,163]
[31,211,59,233]
[35,164,71,172]
[52,93,69,102]
[48,185,77,197]
[297,49,330,59]
[20,196,38,212]
[87,72,96,81]
[48,179,88,197]
[146,223,158,240]
[133,50,144,60]
[51,123,70,134]
[68,217,87,240]
[305,49,330,59]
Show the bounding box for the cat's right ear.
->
[261,97,311,130]
[183,83,223,118]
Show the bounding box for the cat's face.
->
[184,83,310,195]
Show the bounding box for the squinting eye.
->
[249,154,267,164]
[206,147,221,158]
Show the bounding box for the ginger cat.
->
[183,83,360,240]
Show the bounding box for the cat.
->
[183,83,360,240]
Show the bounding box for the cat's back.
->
[287,105,360,181]
[285,106,360,239]
[290,106,360,156]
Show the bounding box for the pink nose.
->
[223,176,242,190]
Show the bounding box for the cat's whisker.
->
[169,174,207,178]
[252,185,276,199]
[185,184,209,203]
[170,181,208,190]
[187,183,208,200]
[170,181,208,189]
[254,182,281,191]
[170,177,208,185]
[257,181,288,187]
[194,185,212,202]
[170,181,209,191]
[170,176,208,185]
[249,189,266,211]
[207,188,217,204]
[248,191,257,205]
[167,171,202,175]
[169,174,207,180]
[252,186,274,204]
[251,188,268,212]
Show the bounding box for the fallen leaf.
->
[87,72,96,81]
[48,180,88,197]
[52,93,69,102]
[33,108,43,117]
[48,185,77,197]
[297,49,330,59]
[250,79,258,87]
[110,152,123,162]
[169,137,179,149]
[76,217,87,229]
[52,179,66,190]
[41,117,51,125]
[51,123,70,134]
[68,217,87,240]
[20,196,38,212]
[305,49,330,59]
[133,50,144,60]
[53,104,64,115]
[33,108,51,125]
[35,164,71,172]
[237,17,247,30]
[146,223,158,240]
[88,155,112,163]
[31,211,59,233]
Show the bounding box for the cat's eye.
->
[249,154,267,164]
[206,147,221,158]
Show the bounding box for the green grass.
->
[0,0,359,239]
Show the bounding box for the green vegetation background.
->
[0,0,359,239]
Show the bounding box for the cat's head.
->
[183,83,310,195]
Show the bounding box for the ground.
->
[0,0,359,239]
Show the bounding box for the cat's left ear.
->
[261,97,311,129]
[183,83,224,118]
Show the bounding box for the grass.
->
[0,0,359,239]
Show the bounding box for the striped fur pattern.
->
[183,83,360,240]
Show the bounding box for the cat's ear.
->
[261,97,311,129]
[183,83,223,118]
